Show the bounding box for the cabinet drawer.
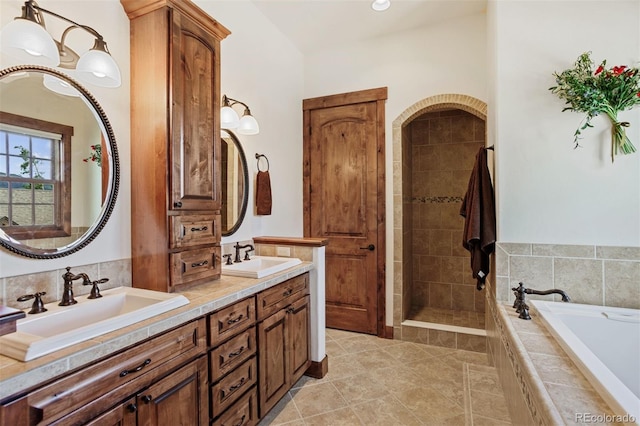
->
[211,358,257,418]
[209,297,255,345]
[170,246,221,287]
[256,273,309,321]
[170,213,221,248]
[213,387,258,426]
[2,319,206,425]
[210,327,256,382]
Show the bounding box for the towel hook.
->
[256,153,269,172]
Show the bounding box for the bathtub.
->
[531,300,640,425]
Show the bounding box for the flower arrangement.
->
[549,52,640,162]
[83,144,102,167]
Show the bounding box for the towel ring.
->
[256,153,269,172]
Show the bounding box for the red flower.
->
[595,65,604,75]
[637,92,640,97]
[612,65,627,75]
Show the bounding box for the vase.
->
[606,112,637,162]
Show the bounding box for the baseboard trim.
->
[305,355,328,379]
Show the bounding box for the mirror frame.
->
[0,65,120,259]
[221,129,248,236]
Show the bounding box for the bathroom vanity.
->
[0,265,316,425]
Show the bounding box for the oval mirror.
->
[0,66,119,259]
[221,129,248,236]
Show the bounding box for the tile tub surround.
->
[0,262,315,401]
[0,258,132,309]
[487,292,623,425]
[495,243,640,309]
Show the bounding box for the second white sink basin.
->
[0,287,189,362]
[222,256,302,278]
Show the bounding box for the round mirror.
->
[221,129,248,236]
[0,65,119,259]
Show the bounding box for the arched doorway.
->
[392,94,489,350]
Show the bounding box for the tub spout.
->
[525,288,571,303]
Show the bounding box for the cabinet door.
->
[257,309,288,417]
[170,10,221,211]
[137,356,208,426]
[288,295,311,385]
[83,398,137,426]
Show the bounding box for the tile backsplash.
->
[0,258,132,309]
[495,243,640,309]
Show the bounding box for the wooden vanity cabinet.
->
[0,319,207,426]
[257,274,311,417]
[121,0,230,292]
[208,297,259,425]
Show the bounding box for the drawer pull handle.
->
[190,226,208,232]
[229,377,246,392]
[227,314,244,324]
[286,307,295,314]
[191,260,209,268]
[283,289,293,297]
[120,358,151,377]
[233,414,246,426]
[228,346,245,358]
[141,395,152,404]
[127,403,137,413]
[174,201,182,208]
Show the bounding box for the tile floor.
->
[258,328,512,425]
[409,307,486,330]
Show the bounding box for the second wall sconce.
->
[221,95,260,135]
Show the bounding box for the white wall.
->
[0,0,131,278]
[196,1,305,245]
[492,0,640,246]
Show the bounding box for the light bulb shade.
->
[0,18,60,66]
[237,113,259,135]
[371,0,390,11]
[221,105,240,129]
[43,73,80,97]
[76,47,121,88]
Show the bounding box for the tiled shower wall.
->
[495,243,640,309]
[408,110,486,314]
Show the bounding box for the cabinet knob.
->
[141,395,152,404]
[174,201,183,208]
[127,403,137,413]
[359,244,375,251]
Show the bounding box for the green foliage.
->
[550,52,640,161]
[15,146,45,189]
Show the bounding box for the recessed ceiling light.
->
[371,0,390,12]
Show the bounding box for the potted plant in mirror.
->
[550,52,640,162]
[83,144,102,167]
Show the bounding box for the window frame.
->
[0,111,73,240]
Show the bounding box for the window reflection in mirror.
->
[0,67,118,258]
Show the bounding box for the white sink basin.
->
[0,287,189,362]
[222,256,302,278]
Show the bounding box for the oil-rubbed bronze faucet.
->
[17,292,48,314]
[512,282,571,320]
[233,242,255,263]
[60,267,91,306]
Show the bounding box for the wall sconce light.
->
[221,95,260,135]
[371,0,391,11]
[0,0,121,88]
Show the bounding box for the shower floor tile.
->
[258,328,512,425]
[409,306,486,329]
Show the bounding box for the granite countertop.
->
[0,262,313,401]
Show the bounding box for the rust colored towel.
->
[460,147,496,290]
[256,171,272,215]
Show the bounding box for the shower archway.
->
[392,94,489,351]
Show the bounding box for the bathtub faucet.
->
[511,282,571,320]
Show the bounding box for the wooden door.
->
[137,357,208,426]
[303,88,387,336]
[257,309,288,417]
[288,295,311,384]
[171,10,221,211]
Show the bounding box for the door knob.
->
[359,244,375,251]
